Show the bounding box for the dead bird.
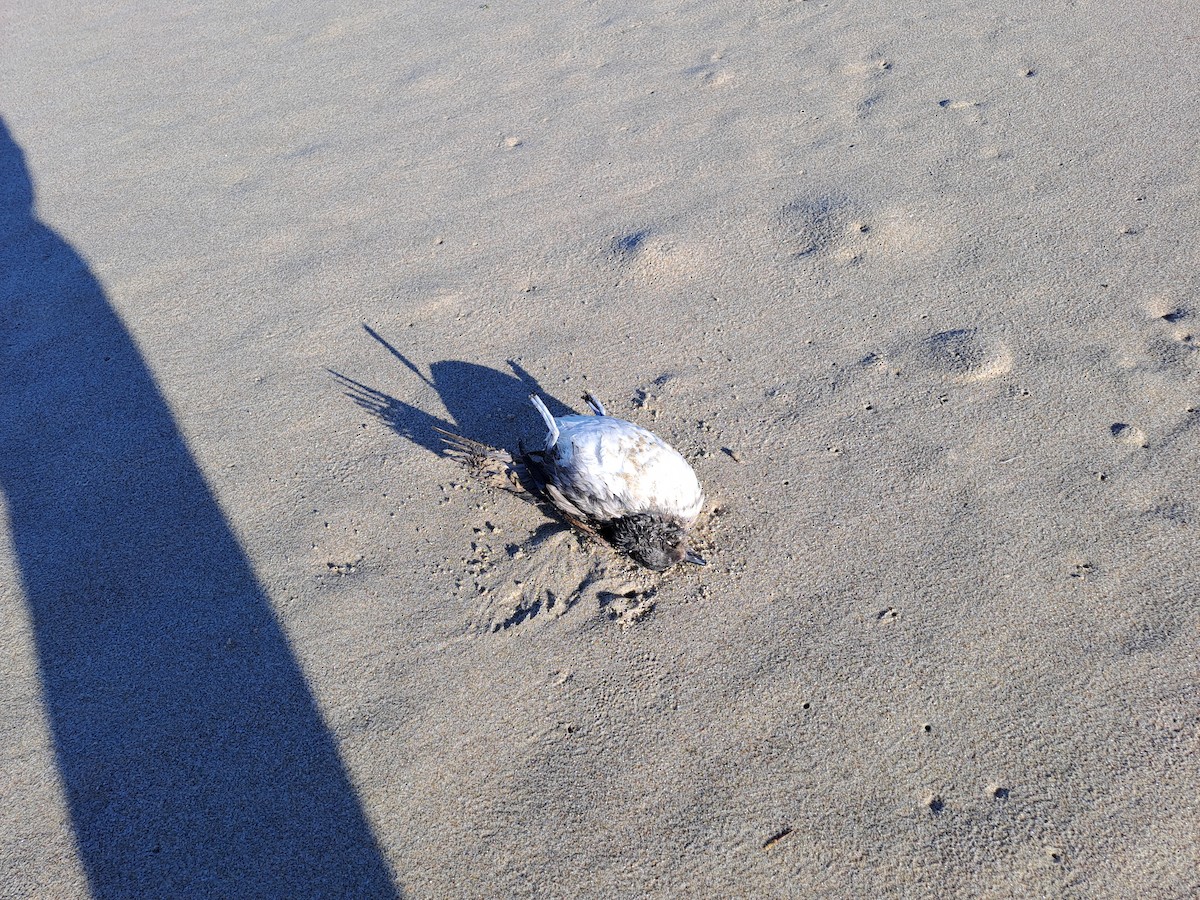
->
[436,391,706,571]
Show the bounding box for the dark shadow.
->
[610,227,651,257]
[330,324,577,457]
[0,120,399,897]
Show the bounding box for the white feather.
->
[543,414,704,524]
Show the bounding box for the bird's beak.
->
[684,550,707,566]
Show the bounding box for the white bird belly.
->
[549,416,704,523]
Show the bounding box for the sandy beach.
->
[2,1,1198,896]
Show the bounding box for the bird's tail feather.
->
[529,394,559,446]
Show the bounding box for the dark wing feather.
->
[520,449,608,542]
[434,426,528,494]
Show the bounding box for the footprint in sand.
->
[1150,302,1196,352]
[1116,299,1197,376]
[934,98,986,128]
[609,228,652,262]
[775,194,854,258]
[894,328,1013,385]
[774,195,941,265]
[1110,422,1149,449]
[1143,498,1191,528]
[605,226,712,286]
[683,50,733,88]
[774,193,887,264]
[840,53,893,120]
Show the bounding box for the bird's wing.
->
[434,426,528,494]
[519,448,612,543]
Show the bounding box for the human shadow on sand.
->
[331,324,578,457]
[0,120,399,897]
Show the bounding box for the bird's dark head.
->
[603,513,707,572]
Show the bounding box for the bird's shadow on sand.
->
[332,328,593,554]
[331,325,579,457]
